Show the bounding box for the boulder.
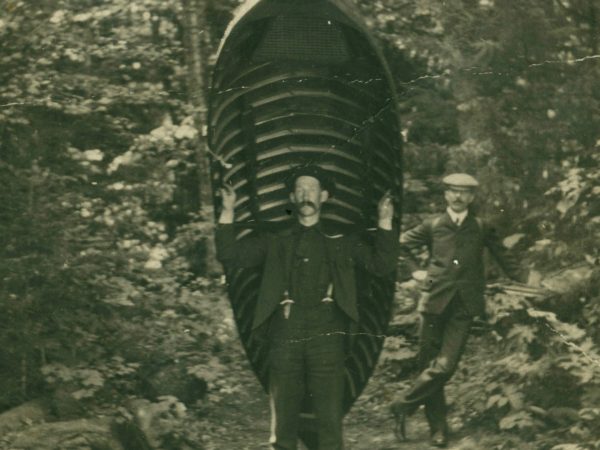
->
[138,362,206,406]
[0,399,49,435]
[4,418,124,450]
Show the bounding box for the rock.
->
[388,310,420,337]
[116,396,189,450]
[139,361,207,406]
[112,419,155,450]
[5,418,124,450]
[0,399,49,435]
[542,265,594,294]
[51,387,86,420]
[503,233,526,249]
[538,266,597,320]
[546,407,581,427]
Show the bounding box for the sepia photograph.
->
[0,0,598,449]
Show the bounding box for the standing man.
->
[391,173,529,448]
[215,165,398,450]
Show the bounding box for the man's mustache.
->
[297,201,316,208]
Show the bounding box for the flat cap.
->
[285,164,336,196]
[442,173,479,189]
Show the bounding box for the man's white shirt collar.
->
[447,207,468,226]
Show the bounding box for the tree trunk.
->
[589,0,598,54]
[182,0,220,275]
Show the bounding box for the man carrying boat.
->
[215,165,399,450]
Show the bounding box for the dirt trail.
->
[199,297,526,450]
[200,336,492,450]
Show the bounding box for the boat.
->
[207,0,402,446]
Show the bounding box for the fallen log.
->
[487,265,598,321]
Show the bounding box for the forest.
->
[0,0,599,449]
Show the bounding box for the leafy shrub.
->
[451,280,600,448]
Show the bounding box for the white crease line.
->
[529,54,600,67]
[543,322,600,370]
[280,331,389,344]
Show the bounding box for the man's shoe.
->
[430,430,448,448]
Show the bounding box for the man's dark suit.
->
[216,223,397,329]
[216,222,397,450]
[399,211,526,437]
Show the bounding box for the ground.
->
[0,290,544,450]
[198,298,532,450]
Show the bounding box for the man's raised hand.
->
[220,184,236,211]
[377,190,394,230]
[218,184,236,224]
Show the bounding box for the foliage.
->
[369,3,600,444]
[0,0,599,448]
[42,358,139,401]
[0,0,229,413]
[450,270,600,448]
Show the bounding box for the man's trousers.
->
[401,294,472,434]
[267,304,346,450]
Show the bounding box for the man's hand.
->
[526,269,542,287]
[412,270,427,281]
[220,184,236,210]
[377,190,394,230]
[218,184,236,224]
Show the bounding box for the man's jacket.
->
[216,223,398,330]
[400,212,526,316]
